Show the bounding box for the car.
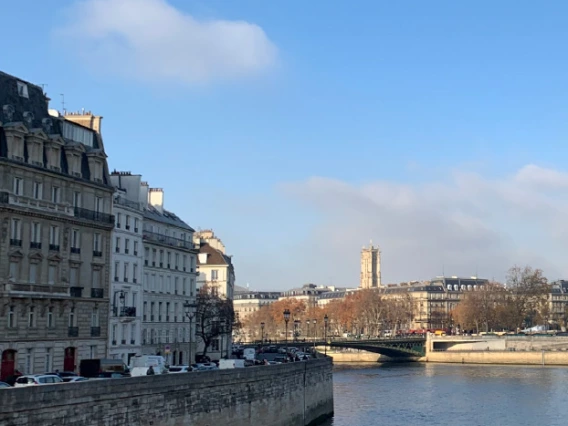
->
[47,371,78,379]
[168,366,192,373]
[64,377,88,383]
[0,381,11,388]
[14,374,63,387]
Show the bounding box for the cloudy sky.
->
[4,0,568,289]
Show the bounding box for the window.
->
[158,302,162,321]
[12,177,23,195]
[134,241,138,255]
[48,265,57,285]
[176,254,180,269]
[45,348,52,372]
[47,307,54,328]
[31,222,41,243]
[116,213,121,228]
[92,269,101,288]
[133,263,138,282]
[71,229,80,248]
[69,307,76,327]
[25,349,33,374]
[124,263,129,282]
[93,233,101,253]
[114,262,119,280]
[91,308,99,327]
[9,260,19,281]
[11,219,21,241]
[167,252,172,267]
[143,301,147,321]
[17,81,29,98]
[8,306,15,328]
[125,239,130,254]
[112,324,117,343]
[70,267,78,287]
[33,182,43,199]
[49,225,59,247]
[134,218,139,232]
[174,277,179,294]
[115,237,120,253]
[95,196,103,213]
[130,324,136,344]
[183,278,187,295]
[122,324,127,343]
[166,302,170,321]
[126,215,130,230]
[211,270,218,280]
[73,191,81,208]
[182,255,187,270]
[90,346,96,359]
[51,186,60,203]
[29,263,37,284]
[28,306,35,327]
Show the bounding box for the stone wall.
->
[0,358,334,426]
[426,350,568,366]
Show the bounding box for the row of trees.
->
[239,266,558,340]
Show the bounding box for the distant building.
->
[233,291,281,321]
[279,284,332,309]
[360,243,381,289]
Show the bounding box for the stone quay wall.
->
[0,358,334,426]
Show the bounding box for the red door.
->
[1,350,16,381]
[63,347,75,372]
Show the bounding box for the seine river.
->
[321,363,568,426]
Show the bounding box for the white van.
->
[243,348,256,361]
[219,359,245,369]
[129,355,167,377]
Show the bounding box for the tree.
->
[505,265,550,329]
[195,288,234,357]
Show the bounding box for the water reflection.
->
[321,363,568,426]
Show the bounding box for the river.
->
[321,363,568,426]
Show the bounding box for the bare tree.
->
[195,289,234,358]
[505,265,550,329]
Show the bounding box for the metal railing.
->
[74,207,114,225]
[91,326,101,337]
[91,288,104,298]
[120,306,136,317]
[68,327,79,337]
[70,287,83,297]
[9,283,68,294]
[142,231,194,250]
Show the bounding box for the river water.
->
[321,363,568,426]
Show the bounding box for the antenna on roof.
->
[60,94,66,114]
[39,84,48,94]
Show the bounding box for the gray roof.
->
[143,204,194,231]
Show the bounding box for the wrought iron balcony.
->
[68,326,79,337]
[74,206,114,225]
[49,244,60,252]
[10,239,22,247]
[91,288,104,298]
[9,283,68,295]
[93,250,102,257]
[91,326,101,337]
[70,287,83,297]
[120,306,136,317]
[70,247,81,254]
[142,231,195,250]
[0,191,74,216]
[30,242,41,249]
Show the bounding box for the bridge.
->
[248,337,427,358]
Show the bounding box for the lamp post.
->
[283,309,290,354]
[313,319,317,352]
[324,314,329,356]
[306,320,311,343]
[183,300,197,366]
[113,290,126,316]
[260,321,265,343]
[293,319,300,343]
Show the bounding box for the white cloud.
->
[54,0,277,85]
[278,165,568,287]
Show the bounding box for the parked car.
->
[0,382,11,388]
[168,366,192,373]
[47,371,78,381]
[64,377,88,383]
[14,374,63,387]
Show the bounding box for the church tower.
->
[360,242,381,289]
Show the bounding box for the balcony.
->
[120,306,137,317]
[130,340,135,345]
[70,247,81,254]
[68,327,79,337]
[91,326,101,337]
[112,340,117,345]
[10,239,22,247]
[49,244,60,252]
[114,196,141,211]
[142,231,195,250]
[93,251,102,257]
[70,287,83,297]
[8,283,68,295]
[74,206,114,225]
[30,242,41,249]
[121,339,126,345]
[91,288,104,298]
[0,191,74,216]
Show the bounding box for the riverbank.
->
[425,350,568,366]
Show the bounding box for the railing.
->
[120,306,136,317]
[0,191,74,216]
[91,326,101,337]
[74,207,114,225]
[114,196,141,211]
[30,242,41,249]
[142,231,194,250]
[93,250,102,257]
[69,287,82,297]
[70,247,81,254]
[49,244,60,251]
[68,327,79,337]
[10,239,22,247]
[9,283,68,294]
[91,288,104,298]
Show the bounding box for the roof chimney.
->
[149,188,164,213]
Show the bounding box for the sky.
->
[3,0,568,290]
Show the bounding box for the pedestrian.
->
[146,365,155,375]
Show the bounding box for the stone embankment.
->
[0,358,334,426]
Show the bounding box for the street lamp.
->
[293,319,300,343]
[324,314,329,356]
[312,319,317,352]
[113,290,126,316]
[260,321,265,343]
[283,309,290,354]
[306,320,311,343]
[183,300,198,366]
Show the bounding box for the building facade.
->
[140,185,198,365]
[108,173,144,364]
[360,243,381,289]
[194,230,235,360]
[0,72,114,379]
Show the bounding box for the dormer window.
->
[45,136,64,172]
[4,124,27,162]
[26,130,47,167]
[87,152,105,184]
[17,82,28,98]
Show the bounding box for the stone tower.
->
[360,242,381,289]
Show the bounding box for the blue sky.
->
[3,0,568,289]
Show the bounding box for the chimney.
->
[149,188,164,213]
